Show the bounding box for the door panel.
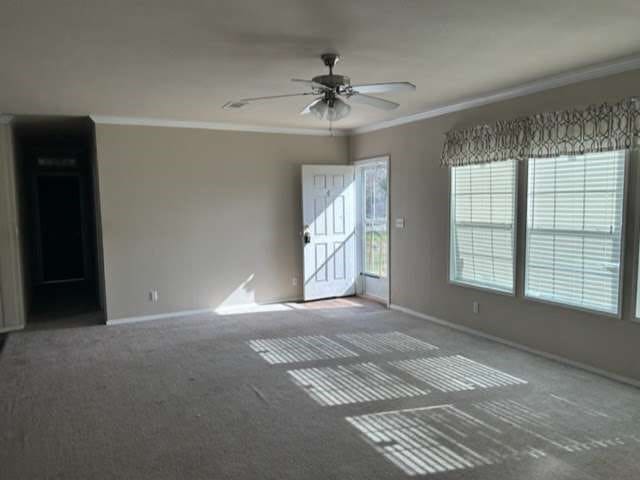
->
[302,165,356,301]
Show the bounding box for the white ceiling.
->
[1,0,639,131]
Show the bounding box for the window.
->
[525,151,626,315]
[363,163,388,277]
[450,160,516,293]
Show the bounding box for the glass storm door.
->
[359,160,388,302]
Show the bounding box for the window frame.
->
[635,200,640,321]
[522,150,629,319]
[448,160,518,296]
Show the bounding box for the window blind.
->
[525,151,626,315]
[450,160,516,293]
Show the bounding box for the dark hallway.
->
[13,117,104,326]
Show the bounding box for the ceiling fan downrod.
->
[321,53,340,76]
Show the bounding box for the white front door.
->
[302,165,356,301]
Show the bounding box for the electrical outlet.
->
[292,277,298,286]
[472,301,479,314]
[149,290,159,302]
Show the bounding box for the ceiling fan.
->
[223,53,416,122]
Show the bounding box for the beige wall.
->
[96,125,348,320]
[350,69,640,381]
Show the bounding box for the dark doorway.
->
[14,117,104,325]
[37,173,86,282]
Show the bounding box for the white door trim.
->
[0,123,25,331]
[354,156,390,307]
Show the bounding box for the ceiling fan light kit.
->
[326,96,351,121]
[307,98,327,119]
[223,53,415,123]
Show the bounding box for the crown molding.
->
[13,54,640,137]
[351,53,640,135]
[90,115,348,136]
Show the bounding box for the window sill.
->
[449,279,515,297]
[523,292,621,319]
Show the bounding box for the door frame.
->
[0,120,26,332]
[354,155,390,307]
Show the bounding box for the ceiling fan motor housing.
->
[312,74,350,91]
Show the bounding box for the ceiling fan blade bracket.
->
[291,78,331,92]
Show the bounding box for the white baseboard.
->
[357,292,389,306]
[0,325,23,334]
[106,308,214,326]
[106,297,303,326]
[213,297,302,314]
[390,303,640,389]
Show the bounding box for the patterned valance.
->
[441,97,640,166]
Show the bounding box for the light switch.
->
[395,217,405,229]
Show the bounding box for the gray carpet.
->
[1,299,640,479]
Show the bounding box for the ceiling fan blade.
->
[300,97,323,115]
[239,92,315,103]
[349,93,399,110]
[223,92,314,109]
[291,78,331,91]
[350,82,416,94]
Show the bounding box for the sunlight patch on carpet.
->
[336,332,439,354]
[248,335,359,364]
[391,355,527,392]
[288,362,429,406]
